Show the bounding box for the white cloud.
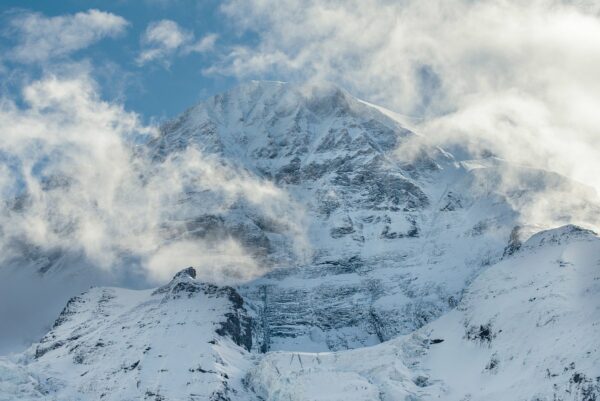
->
[0,70,307,284]
[137,20,217,66]
[188,33,218,53]
[8,9,128,63]
[217,0,600,195]
[146,239,261,283]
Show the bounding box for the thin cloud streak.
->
[7,9,128,63]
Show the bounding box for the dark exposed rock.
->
[53,295,84,328]
[466,322,495,344]
[124,360,140,371]
[503,226,522,257]
[153,267,202,296]
[330,225,355,238]
[565,371,600,401]
[317,255,367,276]
[174,266,197,280]
[213,284,253,351]
[369,308,387,343]
[440,191,463,212]
[35,340,66,359]
[275,156,302,184]
[216,309,253,352]
[485,354,499,373]
[413,376,430,387]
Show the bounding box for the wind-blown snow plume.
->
[217,0,600,196]
[0,72,307,285]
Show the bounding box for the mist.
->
[218,0,600,197]
[0,71,308,287]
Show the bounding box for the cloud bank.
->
[0,70,306,285]
[217,0,600,194]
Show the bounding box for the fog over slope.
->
[219,0,600,197]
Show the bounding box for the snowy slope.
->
[0,267,255,401]
[4,225,597,401]
[247,225,600,401]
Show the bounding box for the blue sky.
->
[0,1,251,122]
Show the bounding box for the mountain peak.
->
[209,79,354,116]
[172,266,197,280]
[153,266,204,296]
[152,80,416,169]
[523,224,598,249]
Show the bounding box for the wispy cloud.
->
[137,19,217,66]
[0,68,306,284]
[7,9,128,63]
[217,0,600,195]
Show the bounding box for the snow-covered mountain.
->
[148,80,599,352]
[1,267,254,401]
[248,225,600,401]
[2,226,599,400]
[1,81,599,400]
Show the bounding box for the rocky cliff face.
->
[247,225,600,401]
[3,226,598,401]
